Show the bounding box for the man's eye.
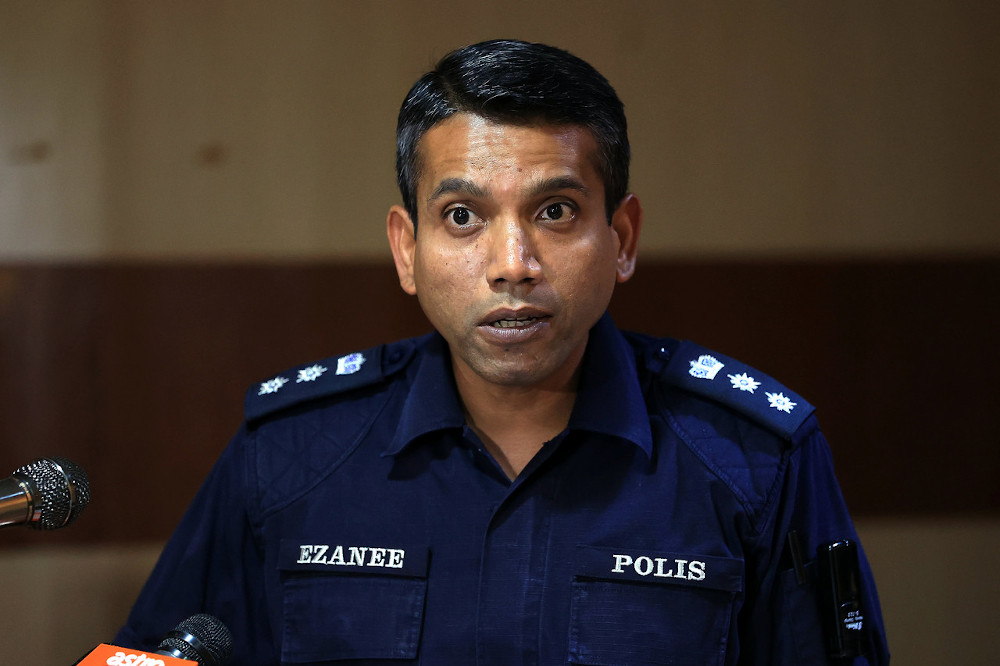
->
[541,203,569,221]
[448,207,472,225]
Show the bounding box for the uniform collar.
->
[384,313,653,458]
[384,334,465,456]
[567,313,654,458]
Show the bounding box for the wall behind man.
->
[2,0,997,259]
[1,1,998,664]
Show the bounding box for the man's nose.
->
[485,218,542,287]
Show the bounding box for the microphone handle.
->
[0,476,33,527]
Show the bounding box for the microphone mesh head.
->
[14,457,90,530]
[158,613,234,666]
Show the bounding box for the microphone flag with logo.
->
[74,644,195,665]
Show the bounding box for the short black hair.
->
[396,39,630,224]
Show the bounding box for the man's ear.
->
[611,193,642,283]
[386,205,418,295]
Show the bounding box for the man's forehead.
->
[418,112,597,153]
[414,113,602,195]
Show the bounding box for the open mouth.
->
[490,316,541,329]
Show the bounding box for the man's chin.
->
[468,355,569,390]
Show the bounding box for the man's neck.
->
[453,361,582,480]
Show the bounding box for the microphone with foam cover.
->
[0,457,90,529]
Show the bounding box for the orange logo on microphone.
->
[76,644,195,666]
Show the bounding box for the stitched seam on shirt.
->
[244,426,266,536]
[659,408,757,518]
[256,381,402,520]
[751,445,793,538]
[540,453,571,662]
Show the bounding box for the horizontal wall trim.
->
[1,258,996,547]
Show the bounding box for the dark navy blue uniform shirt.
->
[117,314,889,664]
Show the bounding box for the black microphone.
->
[72,614,234,665]
[0,457,90,529]
[154,614,234,666]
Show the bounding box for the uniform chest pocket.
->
[279,541,429,663]
[568,545,743,666]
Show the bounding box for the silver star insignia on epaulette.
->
[297,364,328,383]
[765,391,797,413]
[258,376,289,395]
[728,372,761,393]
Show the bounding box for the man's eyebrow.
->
[526,176,590,199]
[427,175,591,206]
[427,178,490,205]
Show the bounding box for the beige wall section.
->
[860,517,1000,665]
[0,518,996,664]
[0,542,163,664]
[0,1,110,256]
[2,0,998,259]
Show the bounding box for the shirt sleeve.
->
[739,424,890,665]
[113,426,278,664]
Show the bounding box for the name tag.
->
[280,539,429,577]
[575,545,743,593]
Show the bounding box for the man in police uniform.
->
[117,40,889,664]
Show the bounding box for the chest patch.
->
[280,539,429,578]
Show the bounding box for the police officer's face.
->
[387,113,640,391]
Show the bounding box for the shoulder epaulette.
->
[662,340,815,440]
[244,338,417,422]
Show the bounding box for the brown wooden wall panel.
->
[1,259,997,547]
